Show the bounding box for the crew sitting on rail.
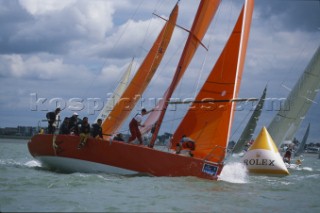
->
[69,112,80,135]
[91,119,103,140]
[59,117,70,135]
[77,117,91,149]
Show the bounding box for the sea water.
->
[1,138,319,212]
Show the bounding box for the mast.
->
[141,0,222,147]
[95,58,133,123]
[171,0,254,162]
[101,3,179,136]
[232,86,267,154]
[267,46,320,147]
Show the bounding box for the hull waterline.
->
[28,134,223,180]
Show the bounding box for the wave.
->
[0,159,41,169]
[218,162,249,183]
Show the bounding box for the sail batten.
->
[101,4,179,135]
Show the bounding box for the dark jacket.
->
[80,121,90,134]
[46,111,56,124]
[91,123,102,138]
[69,116,80,134]
[59,121,70,134]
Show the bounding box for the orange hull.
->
[28,134,223,180]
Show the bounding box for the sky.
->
[0,0,320,143]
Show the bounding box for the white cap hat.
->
[73,112,79,116]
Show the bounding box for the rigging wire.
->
[81,0,147,103]
[158,0,226,135]
[167,0,227,135]
[122,0,177,115]
[116,0,179,132]
[139,0,187,124]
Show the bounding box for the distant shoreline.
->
[0,135,31,140]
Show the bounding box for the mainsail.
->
[267,46,320,147]
[232,86,267,154]
[141,0,222,145]
[95,59,133,123]
[101,3,179,135]
[171,0,254,162]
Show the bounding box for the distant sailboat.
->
[267,46,320,147]
[294,123,310,157]
[232,86,267,154]
[28,0,254,181]
[95,59,133,123]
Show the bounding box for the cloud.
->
[1,0,115,54]
[86,17,163,59]
[255,0,320,32]
[0,54,86,80]
[19,0,76,15]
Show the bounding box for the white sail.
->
[267,46,320,147]
[95,59,133,123]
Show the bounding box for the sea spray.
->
[25,160,41,168]
[218,162,248,183]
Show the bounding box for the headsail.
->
[294,123,310,157]
[232,86,267,154]
[101,3,179,135]
[171,0,254,162]
[95,59,133,123]
[140,0,222,144]
[267,46,320,147]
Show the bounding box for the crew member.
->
[176,135,196,157]
[46,108,61,134]
[283,142,295,164]
[78,117,90,149]
[91,119,103,139]
[128,108,152,144]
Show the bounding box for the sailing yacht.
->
[232,86,267,154]
[294,123,310,157]
[267,46,320,147]
[28,0,254,181]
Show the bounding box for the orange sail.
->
[171,0,254,162]
[101,3,179,135]
[27,1,256,181]
[141,0,222,138]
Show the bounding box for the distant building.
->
[17,126,37,136]
[2,127,18,135]
[0,126,37,136]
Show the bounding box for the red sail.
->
[171,0,254,162]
